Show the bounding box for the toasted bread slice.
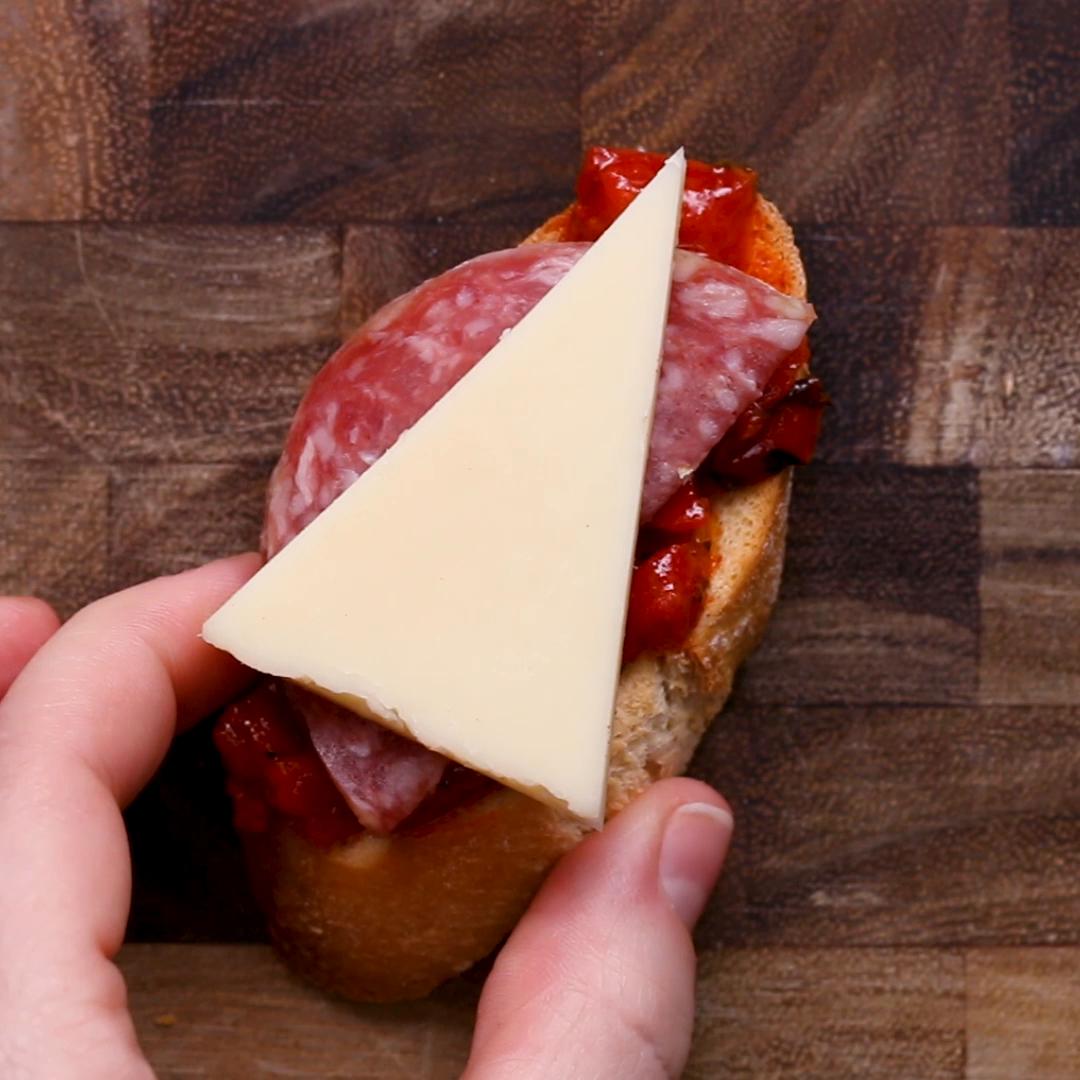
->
[241,195,806,1002]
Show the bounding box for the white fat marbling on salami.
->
[263,242,813,827]
[263,242,813,552]
[646,251,813,516]
[285,685,445,835]
[263,244,585,555]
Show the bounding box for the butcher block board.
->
[2,1,1078,1077]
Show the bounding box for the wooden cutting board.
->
[2,1,1077,1076]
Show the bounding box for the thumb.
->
[464,778,733,1080]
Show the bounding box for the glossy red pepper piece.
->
[570,147,758,268]
[298,806,365,850]
[648,477,712,539]
[623,540,713,664]
[213,682,306,781]
[213,682,363,850]
[708,375,829,485]
[226,778,270,833]
[263,755,339,818]
[759,339,810,409]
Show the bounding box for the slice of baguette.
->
[241,195,807,1003]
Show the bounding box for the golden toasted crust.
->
[243,193,807,1002]
[245,790,582,1001]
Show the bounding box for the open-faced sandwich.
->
[203,147,825,1002]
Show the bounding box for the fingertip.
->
[166,551,263,595]
[3,554,266,803]
[201,550,264,578]
[12,595,61,633]
[166,553,264,726]
[120,553,264,731]
[658,799,733,928]
[61,552,263,639]
[0,594,61,636]
[628,775,733,823]
[0,596,62,697]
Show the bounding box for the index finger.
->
[0,555,259,1076]
[1,553,261,806]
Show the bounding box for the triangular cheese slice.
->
[204,150,687,826]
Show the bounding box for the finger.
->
[0,596,60,698]
[0,554,260,1078]
[464,778,733,1080]
[2,553,261,807]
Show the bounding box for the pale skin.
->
[0,556,733,1079]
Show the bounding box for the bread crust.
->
[242,194,807,1002]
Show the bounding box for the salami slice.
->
[285,686,446,835]
[264,241,814,831]
[647,253,813,516]
[264,243,813,553]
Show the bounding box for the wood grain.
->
[108,462,267,592]
[690,947,965,1079]
[0,224,339,463]
[0,225,340,353]
[0,460,109,618]
[980,470,1080,705]
[967,949,1080,1080]
[581,0,1009,225]
[341,222,526,337]
[693,703,1080,947]
[119,944,972,1079]
[147,0,579,223]
[118,944,479,1079]
[796,224,933,464]
[796,225,1080,468]
[905,229,1080,468]
[1,0,1077,1073]
[0,0,148,221]
[738,465,980,705]
[1007,0,1080,225]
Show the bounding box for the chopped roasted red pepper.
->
[213,682,306,781]
[570,147,758,268]
[623,540,713,664]
[213,682,362,850]
[297,805,365,850]
[759,339,811,409]
[648,476,712,539]
[708,375,829,485]
[264,755,338,818]
[226,778,271,834]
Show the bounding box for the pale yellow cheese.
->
[203,150,686,826]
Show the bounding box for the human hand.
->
[0,560,732,1079]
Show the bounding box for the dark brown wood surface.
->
[2,1,1077,1076]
